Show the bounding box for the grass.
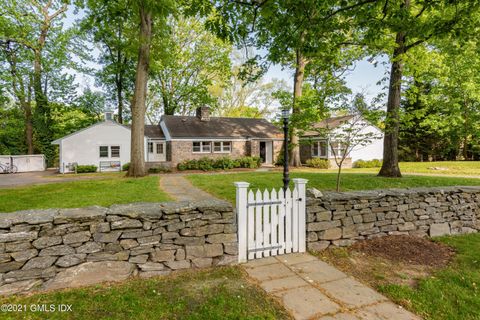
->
[187,172,480,203]
[327,161,480,176]
[0,267,290,320]
[317,233,480,320]
[0,175,171,212]
[378,234,480,319]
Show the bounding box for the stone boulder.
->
[43,261,135,291]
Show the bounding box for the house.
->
[52,107,283,173]
[300,115,384,168]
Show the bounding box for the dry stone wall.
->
[306,186,480,251]
[0,200,237,296]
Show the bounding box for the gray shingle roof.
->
[162,115,282,139]
[302,115,354,137]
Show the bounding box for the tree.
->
[149,15,231,116]
[351,0,480,176]
[400,39,480,161]
[82,0,136,124]
[212,0,367,166]
[128,0,175,177]
[0,0,70,165]
[0,41,34,154]
[325,95,383,191]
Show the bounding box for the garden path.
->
[243,253,421,320]
[159,174,219,201]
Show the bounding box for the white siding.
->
[348,125,384,162]
[58,121,145,173]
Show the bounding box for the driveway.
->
[0,170,99,188]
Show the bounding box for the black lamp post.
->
[282,108,290,193]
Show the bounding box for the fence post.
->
[234,181,250,263]
[293,178,308,253]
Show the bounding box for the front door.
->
[259,142,266,163]
[148,141,166,162]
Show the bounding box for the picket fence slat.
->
[262,189,270,257]
[247,190,255,260]
[235,179,308,262]
[270,189,278,256]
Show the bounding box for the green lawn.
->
[380,233,480,319]
[187,172,480,202]
[331,161,480,175]
[0,267,289,320]
[0,176,171,212]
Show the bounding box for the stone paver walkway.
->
[243,253,421,320]
[159,174,219,201]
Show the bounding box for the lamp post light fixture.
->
[281,108,291,194]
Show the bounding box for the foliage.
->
[0,176,170,212]
[187,172,480,204]
[305,158,330,169]
[76,165,98,173]
[353,159,383,168]
[0,267,289,319]
[147,15,231,119]
[0,107,27,155]
[177,156,261,171]
[122,162,130,171]
[82,0,136,123]
[400,38,480,161]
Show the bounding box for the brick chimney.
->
[196,106,210,121]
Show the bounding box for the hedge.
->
[177,156,262,171]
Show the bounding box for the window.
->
[213,141,231,153]
[99,146,108,158]
[193,141,211,153]
[311,140,328,158]
[111,146,120,158]
[330,141,345,157]
[156,143,164,154]
[148,142,154,153]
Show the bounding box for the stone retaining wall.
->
[306,186,480,251]
[0,200,236,295]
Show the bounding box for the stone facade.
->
[168,140,283,166]
[305,186,480,251]
[0,200,236,296]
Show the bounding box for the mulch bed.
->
[350,235,456,267]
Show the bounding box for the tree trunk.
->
[336,164,342,192]
[290,48,306,167]
[378,31,405,178]
[128,4,152,177]
[117,81,124,124]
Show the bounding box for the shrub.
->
[122,162,130,171]
[236,156,262,169]
[214,157,236,170]
[76,165,97,173]
[353,159,383,168]
[176,156,262,171]
[305,158,330,169]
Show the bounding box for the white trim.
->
[51,121,132,144]
[213,141,232,153]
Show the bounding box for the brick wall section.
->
[169,140,283,166]
[305,186,480,251]
[170,141,248,166]
[0,200,236,295]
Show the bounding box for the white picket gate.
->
[235,179,308,263]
